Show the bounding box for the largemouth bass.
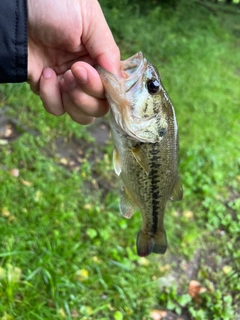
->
[97,52,183,257]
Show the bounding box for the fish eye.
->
[147,79,160,94]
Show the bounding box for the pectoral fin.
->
[120,187,137,219]
[169,177,183,201]
[130,145,149,174]
[113,147,121,176]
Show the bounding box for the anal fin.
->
[169,177,183,201]
[120,187,137,219]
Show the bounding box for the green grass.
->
[0,1,240,319]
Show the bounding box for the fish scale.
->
[97,52,183,257]
[137,139,175,232]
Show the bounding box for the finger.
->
[71,61,105,98]
[39,68,65,116]
[63,70,109,118]
[61,90,94,125]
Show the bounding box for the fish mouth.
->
[96,52,147,89]
[96,52,147,107]
[121,52,146,76]
[121,52,147,92]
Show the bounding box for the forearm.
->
[0,0,28,83]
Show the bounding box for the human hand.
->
[27,0,120,124]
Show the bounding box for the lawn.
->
[0,1,239,319]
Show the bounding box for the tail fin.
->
[136,230,167,257]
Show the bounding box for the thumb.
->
[82,0,121,75]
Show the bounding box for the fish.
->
[97,52,183,257]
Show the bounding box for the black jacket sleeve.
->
[0,0,28,83]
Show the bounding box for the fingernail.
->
[75,67,88,83]
[42,68,53,79]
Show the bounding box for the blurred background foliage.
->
[0,0,239,319]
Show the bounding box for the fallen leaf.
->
[59,157,68,165]
[0,312,14,320]
[1,208,10,218]
[6,264,22,283]
[69,160,76,167]
[9,168,19,177]
[150,309,167,320]
[5,125,13,137]
[159,264,171,273]
[80,306,92,316]
[75,269,89,281]
[172,211,180,217]
[188,280,206,299]
[84,204,92,210]
[222,265,232,274]
[58,308,66,318]
[0,139,8,145]
[34,190,43,202]
[138,257,150,266]
[20,178,32,187]
[92,256,102,263]
[1,208,16,222]
[183,210,193,219]
[188,280,201,298]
